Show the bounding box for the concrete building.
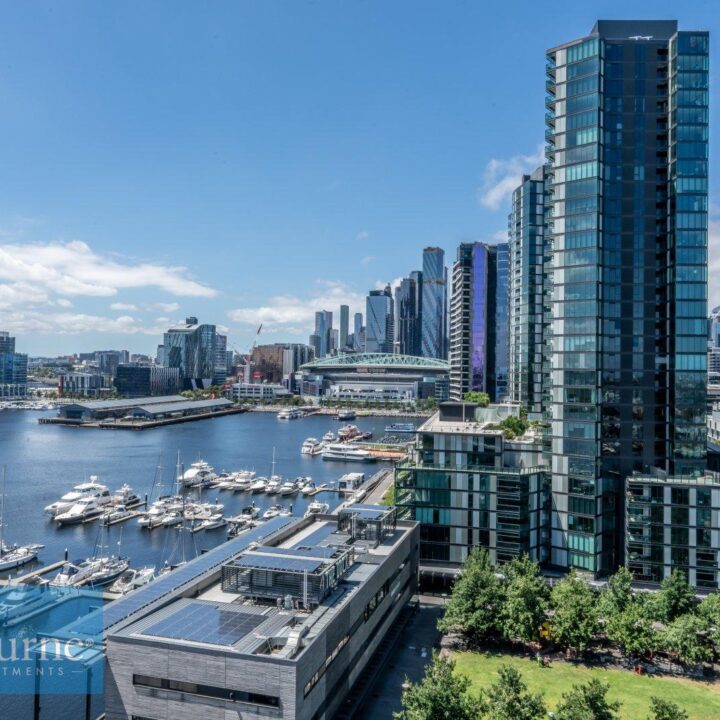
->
[0,331,28,399]
[231,382,290,402]
[395,402,549,571]
[60,371,106,397]
[163,317,217,390]
[114,365,181,397]
[102,507,418,720]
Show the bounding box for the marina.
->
[0,409,407,585]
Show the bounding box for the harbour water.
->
[0,410,412,579]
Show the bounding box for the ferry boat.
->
[384,422,416,434]
[301,438,324,455]
[321,445,375,463]
[337,410,356,421]
[277,408,304,419]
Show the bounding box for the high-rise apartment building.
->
[395,274,422,356]
[312,310,333,358]
[365,286,394,354]
[449,243,509,402]
[163,317,217,390]
[213,333,228,386]
[339,304,349,351]
[353,312,363,351]
[0,331,28,399]
[509,166,548,417]
[421,247,447,359]
[545,20,709,574]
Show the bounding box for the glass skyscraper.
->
[395,274,422,356]
[421,247,448,359]
[163,317,218,390]
[0,331,28,399]
[545,20,709,574]
[339,305,349,351]
[365,286,394,353]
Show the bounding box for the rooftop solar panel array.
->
[233,554,324,574]
[290,522,338,549]
[142,602,264,646]
[250,545,339,560]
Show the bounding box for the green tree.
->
[464,391,489,407]
[498,415,529,440]
[501,555,549,645]
[599,567,634,620]
[647,697,689,720]
[550,570,599,653]
[656,569,695,623]
[480,664,546,720]
[394,651,483,720]
[697,592,720,655]
[605,594,657,658]
[554,679,621,720]
[438,548,504,643]
[662,613,711,667]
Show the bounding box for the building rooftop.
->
[131,398,232,415]
[61,394,186,411]
[300,352,449,371]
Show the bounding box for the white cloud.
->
[55,298,73,308]
[150,301,180,313]
[361,256,376,266]
[227,280,366,336]
[110,302,138,311]
[478,145,544,211]
[0,310,169,337]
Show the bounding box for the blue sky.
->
[0,0,717,355]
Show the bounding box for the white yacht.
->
[262,504,286,520]
[305,501,330,517]
[265,477,282,494]
[177,460,216,488]
[215,472,239,490]
[240,504,259,520]
[0,543,43,572]
[301,438,324,455]
[55,496,107,525]
[250,477,268,493]
[44,478,111,517]
[100,505,133,526]
[193,513,226,532]
[0,584,53,624]
[321,444,375,463]
[110,484,141,508]
[277,408,304,419]
[108,566,155,595]
[279,480,299,496]
[161,510,184,527]
[322,431,336,443]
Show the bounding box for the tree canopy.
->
[501,555,549,645]
[480,664,546,720]
[554,679,621,720]
[550,570,599,653]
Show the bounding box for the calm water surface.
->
[0,410,408,576]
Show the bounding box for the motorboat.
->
[137,501,168,529]
[337,410,356,421]
[191,511,226,532]
[86,557,130,587]
[250,478,268,493]
[110,484,142,508]
[240,504,259,520]
[0,583,54,624]
[108,566,155,595]
[52,559,103,587]
[279,480,300,496]
[44,478,111,517]
[301,438,324,455]
[265,477,281,494]
[215,472,239,490]
[161,510,184,527]
[305,501,330,517]
[0,543,43,572]
[322,431,336,443]
[177,460,217,488]
[337,424,364,441]
[262,504,286,520]
[55,496,107,525]
[301,481,317,495]
[100,504,133,525]
[322,445,375,463]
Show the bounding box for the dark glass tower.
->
[421,247,448,359]
[395,275,422,356]
[545,20,709,574]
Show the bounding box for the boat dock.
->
[0,557,68,586]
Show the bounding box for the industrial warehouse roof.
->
[131,398,232,416]
[300,353,450,371]
[61,395,186,411]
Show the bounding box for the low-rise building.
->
[625,472,720,590]
[231,382,290,402]
[60,371,106,397]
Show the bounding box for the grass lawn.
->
[453,651,720,720]
[380,481,395,505]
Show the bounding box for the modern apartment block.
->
[114,365,181,397]
[509,167,548,418]
[100,507,418,720]
[395,401,549,568]
[421,247,447,359]
[0,330,28,399]
[544,20,709,574]
[626,472,720,589]
[365,285,394,354]
[163,317,218,390]
[395,273,422,356]
[449,242,510,402]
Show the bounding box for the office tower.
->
[309,333,321,360]
[155,344,165,366]
[449,243,509,402]
[114,365,181,397]
[339,305,349,351]
[0,331,28,399]
[353,313,363,350]
[365,285,394,353]
[96,351,121,379]
[163,317,217,390]
[395,275,422,356]
[545,20,708,574]
[421,247,447,359]
[709,306,720,348]
[213,333,228,385]
[509,166,548,417]
[313,310,333,358]
[331,328,339,354]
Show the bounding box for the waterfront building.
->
[449,242,510,402]
[353,312,363,351]
[365,285,394,354]
[231,382,290,402]
[213,332,228,386]
[0,331,28,399]
[421,247,447,359]
[60,371,106,397]
[626,472,720,590]
[395,401,549,570]
[114,364,181,397]
[297,352,449,403]
[339,304,349,350]
[163,317,217,390]
[56,394,185,421]
[509,166,548,417]
[395,274,422,356]
[545,20,709,574]
[102,506,418,720]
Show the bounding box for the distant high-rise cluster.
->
[0,331,28,399]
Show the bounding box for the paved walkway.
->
[365,468,394,504]
[357,597,444,718]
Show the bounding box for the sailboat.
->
[0,466,43,572]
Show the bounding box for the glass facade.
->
[491,243,510,401]
[421,247,448,359]
[163,318,217,390]
[0,331,28,399]
[395,276,422,356]
[545,21,709,574]
[365,286,394,353]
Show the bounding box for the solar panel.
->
[233,554,324,573]
[142,603,264,646]
[291,522,338,549]
[250,545,338,560]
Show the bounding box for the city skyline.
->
[1,1,717,356]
